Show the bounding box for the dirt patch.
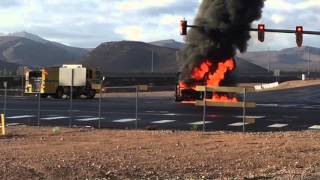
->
[1,126,320,179]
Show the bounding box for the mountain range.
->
[0,31,317,74]
[0,32,88,67]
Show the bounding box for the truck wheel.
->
[87,90,96,99]
[55,87,64,99]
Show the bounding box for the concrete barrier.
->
[254,82,279,91]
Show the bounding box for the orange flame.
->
[179,58,238,103]
[192,60,212,80]
[207,58,235,86]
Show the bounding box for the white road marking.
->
[234,116,265,119]
[113,118,138,123]
[309,125,320,130]
[76,117,103,122]
[228,122,248,127]
[6,115,35,119]
[41,116,69,120]
[268,124,288,128]
[189,121,212,125]
[152,120,176,124]
[164,113,179,116]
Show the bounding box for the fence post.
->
[202,86,207,132]
[242,88,247,133]
[3,82,7,117]
[69,69,74,128]
[37,92,41,127]
[135,86,139,129]
[98,77,105,129]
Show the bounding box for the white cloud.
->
[271,14,285,24]
[115,25,144,41]
[116,0,175,11]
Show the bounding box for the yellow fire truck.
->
[25,64,101,99]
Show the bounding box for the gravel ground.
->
[1,126,320,179]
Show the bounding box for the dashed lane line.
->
[309,125,320,130]
[152,120,176,124]
[41,116,69,120]
[113,118,138,123]
[76,117,103,122]
[228,122,249,127]
[189,121,212,125]
[6,115,35,119]
[267,124,288,128]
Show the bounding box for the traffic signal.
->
[180,19,187,35]
[296,26,303,47]
[258,24,265,42]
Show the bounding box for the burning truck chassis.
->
[175,58,239,103]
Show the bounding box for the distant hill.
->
[238,46,320,72]
[9,31,88,59]
[0,35,88,67]
[150,39,185,49]
[81,41,179,73]
[81,40,267,77]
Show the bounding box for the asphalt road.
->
[1,85,320,132]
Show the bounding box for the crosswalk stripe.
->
[76,117,103,122]
[228,122,248,127]
[309,125,320,130]
[189,121,212,125]
[7,115,35,119]
[41,116,69,120]
[113,118,138,123]
[152,120,176,124]
[268,124,288,128]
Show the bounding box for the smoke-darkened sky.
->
[0,0,319,50]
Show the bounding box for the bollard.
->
[1,114,5,135]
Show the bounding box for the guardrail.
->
[195,86,256,132]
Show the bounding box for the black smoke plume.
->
[178,0,265,83]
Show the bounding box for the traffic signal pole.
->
[184,25,320,36]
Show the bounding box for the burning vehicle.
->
[176,0,265,103]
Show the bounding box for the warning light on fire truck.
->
[258,24,265,42]
[180,19,187,35]
[296,26,303,47]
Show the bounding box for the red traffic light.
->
[180,20,187,36]
[258,24,265,31]
[296,26,303,47]
[296,26,303,33]
[258,24,265,42]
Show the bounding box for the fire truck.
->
[25,64,101,99]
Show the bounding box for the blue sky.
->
[0,0,319,51]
